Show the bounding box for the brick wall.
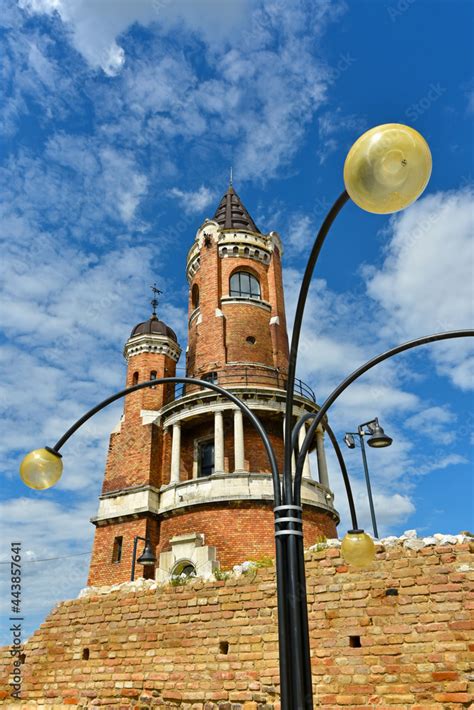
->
[87,517,160,587]
[1,541,472,708]
[157,503,337,569]
[102,348,177,495]
[187,240,289,379]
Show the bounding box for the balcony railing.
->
[174,366,316,402]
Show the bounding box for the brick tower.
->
[88,185,339,587]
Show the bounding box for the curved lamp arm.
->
[51,376,282,508]
[283,191,350,504]
[292,414,359,530]
[293,329,474,506]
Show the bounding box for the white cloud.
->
[284,245,471,536]
[405,406,457,445]
[326,449,416,536]
[287,214,314,251]
[18,0,256,75]
[413,453,468,476]
[365,188,474,390]
[16,0,346,181]
[169,186,216,215]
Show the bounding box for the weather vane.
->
[150,283,162,317]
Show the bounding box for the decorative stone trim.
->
[186,224,284,282]
[220,296,272,312]
[187,254,200,280]
[156,532,219,582]
[160,387,319,429]
[158,472,338,518]
[189,307,200,325]
[124,333,181,362]
[218,229,282,256]
[219,243,271,264]
[93,485,161,523]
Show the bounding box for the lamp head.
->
[19,447,63,490]
[341,529,376,568]
[137,539,156,566]
[344,123,432,214]
[367,422,393,448]
[344,433,356,449]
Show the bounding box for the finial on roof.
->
[150,283,162,318]
[229,165,233,188]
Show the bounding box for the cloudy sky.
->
[0,0,473,643]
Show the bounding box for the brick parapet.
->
[1,541,472,708]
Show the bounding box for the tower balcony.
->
[175,365,316,403]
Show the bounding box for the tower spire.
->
[150,283,162,318]
[213,184,260,233]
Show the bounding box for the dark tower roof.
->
[130,315,178,342]
[213,186,260,233]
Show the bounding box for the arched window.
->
[132,372,139,385]
[229,271,261,299]
[192,284,200,308]
[150,370,157,380]
[172,560,197,578]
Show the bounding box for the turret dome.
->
[130,315,177,342]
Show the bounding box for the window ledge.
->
[221,296,271,312]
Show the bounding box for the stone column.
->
[233,409,245,472]
[214,410,225,473]
[315,427,329,488]
[170,422,181,484]
[298,423,312,479]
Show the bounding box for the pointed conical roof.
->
[213,186,260,233]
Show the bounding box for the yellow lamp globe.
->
[19,448,63,490]
[344,123,432,214]
[341,529,376,568]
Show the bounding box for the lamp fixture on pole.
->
[344,418,393,539]
[131,536,156,582]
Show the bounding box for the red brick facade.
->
[187,239,289,380]
[87,188,337,588]
[158,503,337,570]
[101,349,177,494]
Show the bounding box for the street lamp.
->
[344,418,393,539]
[19,123,438,709]
[131,537,156,582]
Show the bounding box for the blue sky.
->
[0,0,473,643]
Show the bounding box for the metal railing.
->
[174,366,316,402]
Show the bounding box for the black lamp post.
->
[344,418,393,539]
[130,536,157,582]
[19,123,474,709]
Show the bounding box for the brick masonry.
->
[157,503,337,570]
[186,238,289,379]
[86,212,336,599]
[0,541,472,708]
